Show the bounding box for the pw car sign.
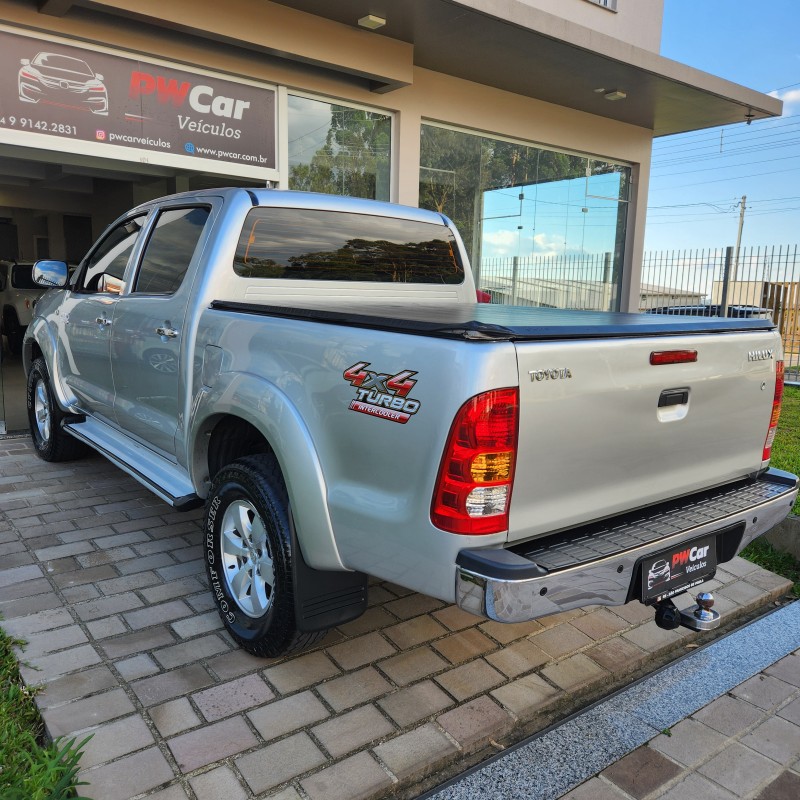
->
[0,25,277,177]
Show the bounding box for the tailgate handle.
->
[658,388,690,408]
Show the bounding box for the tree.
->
[289,106,390,200]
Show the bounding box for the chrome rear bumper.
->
[456,469,798,624]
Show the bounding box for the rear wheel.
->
[27,357,86,462]
[204,454,327,657]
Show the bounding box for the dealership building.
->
[0,0,781,432]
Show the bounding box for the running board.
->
[63,418,202,511]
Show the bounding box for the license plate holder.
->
[639,533,717,602]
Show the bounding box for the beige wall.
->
[0,0,654,310]
[516,0,664,51]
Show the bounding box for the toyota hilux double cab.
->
[23,188,798,656]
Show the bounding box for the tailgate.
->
[509,329,782,542]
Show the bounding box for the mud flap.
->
[292,528,368,632]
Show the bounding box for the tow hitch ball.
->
[654,591,720,632]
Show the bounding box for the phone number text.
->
[0,116,77,136]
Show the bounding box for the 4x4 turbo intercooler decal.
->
[0,25,276,174]
[343,362,421,424]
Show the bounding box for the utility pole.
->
[732,195,746,282]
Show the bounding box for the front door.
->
[111,205,212,458]
[58,215,146,422]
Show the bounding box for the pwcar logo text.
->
[672,544,711,575]
[128,71,252,119]
[343,362,421,424]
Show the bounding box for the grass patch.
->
[740,537,800,598]
[740,384,800,596]
[770,385,800,516]
[0,624,90,800]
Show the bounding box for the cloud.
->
[768,87,800,115]
[482,229,519,257]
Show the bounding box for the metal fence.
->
[479,244,800,380]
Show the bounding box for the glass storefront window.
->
[419,123,630,311]
[288,94,391,201]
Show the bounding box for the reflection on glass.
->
[234,208,463,284]
[288,95,391,201]
[419,124,630,311]
[134,207,210,294]
[80,216,145,292]
[31,260,68,288]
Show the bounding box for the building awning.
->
[38,0,781,136]
[268,0,781,136]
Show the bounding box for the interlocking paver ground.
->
[0,438,793,800]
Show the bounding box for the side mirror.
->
[20,58,30,66]
[95,73,104,82]
[33,260,69,288]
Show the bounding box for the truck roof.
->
[130,187,450,227]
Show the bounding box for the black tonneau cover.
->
[210,301,775,341]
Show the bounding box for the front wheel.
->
[204,454,327,657]
[27,357,86,462]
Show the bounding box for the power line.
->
[652,131,800,166]
[651,152,800,180]
[652,115,800,153]
[653,117,800,154]
[648,164,800,190]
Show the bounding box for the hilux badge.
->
[747,349,774,362]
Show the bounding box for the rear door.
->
[110,204,212,458]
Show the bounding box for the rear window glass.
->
[11,264,38,290]
[233,207,464,284]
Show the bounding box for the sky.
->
[646,0,800,251]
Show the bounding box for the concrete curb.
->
[766,514,800,560]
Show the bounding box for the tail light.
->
[476,290,492,303]
[762,360,784,461]
[431,388,518,534]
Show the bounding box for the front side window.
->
[79,215,146,293]
[287,94,391,202]
[133,207,210,294]
[234,208,463,284]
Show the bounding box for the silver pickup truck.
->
[23,188,798,657]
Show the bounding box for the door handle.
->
[95,317,112,327]
[156,326,179,338]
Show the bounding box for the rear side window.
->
[134,207,211,294]
[11,264,38,290]
[233,207,464,284]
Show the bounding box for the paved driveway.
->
[0,438,791,800]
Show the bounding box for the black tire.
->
[27,357,87,462]
[204,454,327,657]
[7,326,23,356]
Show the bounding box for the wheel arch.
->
[190,374,345,571]
[23,318,70,405]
